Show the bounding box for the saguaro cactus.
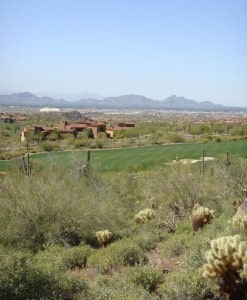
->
[82,149,91,176]
[22,152,31,175]
[86,149,90,168]
[225,151,231,167]
[202,148,205,176]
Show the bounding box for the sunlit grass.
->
[0,139,246,172]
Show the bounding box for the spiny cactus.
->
[232,215,247,230]
[225,151,231,167]
[202,148,205,176]
[202,235,247,298]
[190,204,214,232]
[134,208,155,224]
[22,152,31,175]
[96,230,113,246]
[82,149,91,176]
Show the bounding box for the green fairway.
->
[0,139,246,172]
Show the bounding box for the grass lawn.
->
[0,139,246,172]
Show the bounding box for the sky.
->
[0,0,247,106]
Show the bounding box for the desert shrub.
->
[0,173,79,251]
[181,214,232,270]
[88,238,147,272]
[31,246,89,298]
[2,131,10,137]
[79,231,99,248]
[146,166,200,211]
[73,139,85,148]
[88,275,153,300]
[62,244,93,269]
[73,137,92,149]
[216,157,247,199]
[55,272,89,299]
[132,231,160,251]
[0,169,131,251]
[160,267,215,300]
[0,249,35,299]
[174,218,191,234]
[41,141,56,151]
[167,133,185,143]
[124,266,164,292]
[161,232,190,258]
[0,247,89,299]
[46,129,59,141]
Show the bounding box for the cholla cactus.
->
[134,208,155,224]
[232,215,247,230]
[190,204,214,232]
[96,230,113,246]
[202,235,247,297]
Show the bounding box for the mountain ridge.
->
[0,92,246,112]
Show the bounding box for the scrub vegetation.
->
[0,112,247,299]
[0,152,247,299]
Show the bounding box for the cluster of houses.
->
[0,113,27,123]
[21,120,135,142]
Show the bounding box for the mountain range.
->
[0,92,245,112]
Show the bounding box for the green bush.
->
[62,244,92,269]
[167,133,185,143]
[88,238,147,272]
[0,249,34,299]
[31,246,89,299]
[124,266,164,292]
[160,268,215,300]
[132,232,160,251]
[161,232,190,258]
[88,275,153,300]
[0,248,89,299]
[41,141,56,151]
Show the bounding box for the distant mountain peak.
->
[14,92,34,97]
[0,92,245,111]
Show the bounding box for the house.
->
[21,119,134,142]
[1,117,15,123]
[117,122,135,128]
[21,127,35,142]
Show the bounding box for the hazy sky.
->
[0,0,246,106]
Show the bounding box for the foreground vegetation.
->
[0,153,247,299]
[1,112,247,298]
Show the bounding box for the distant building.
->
[3,117,14,123]
[39,107,60,112]
[117,122,135,128]
[21,119,135,141]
